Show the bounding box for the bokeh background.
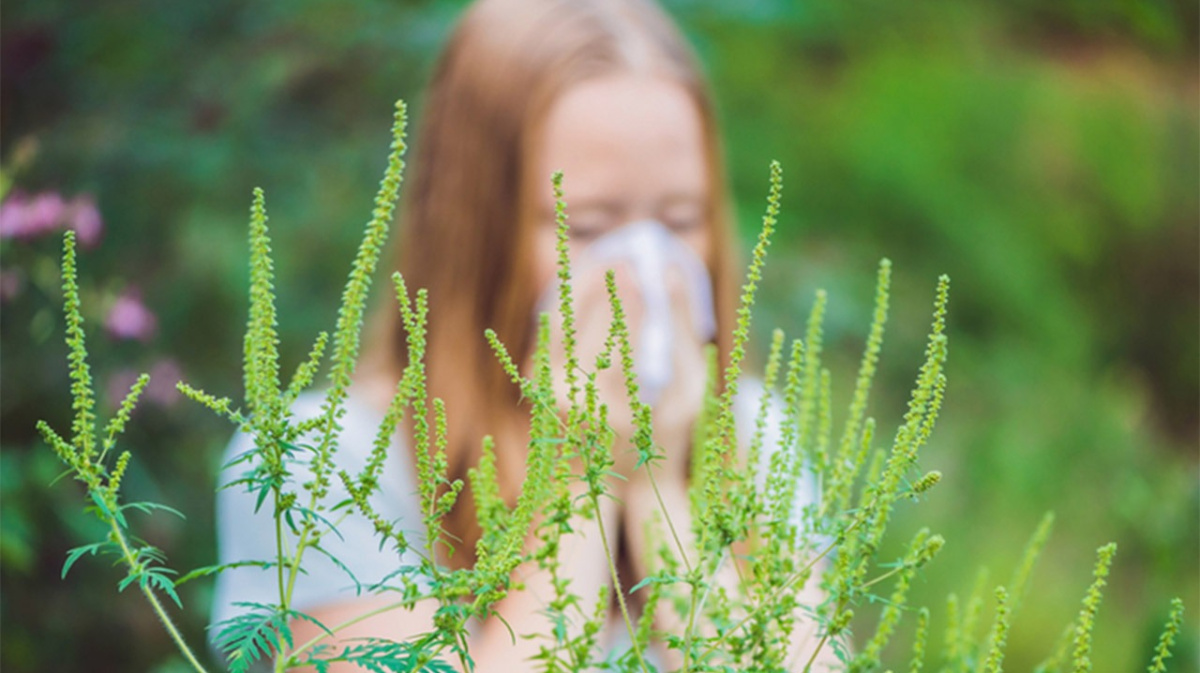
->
[2,0,1196,670]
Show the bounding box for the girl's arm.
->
[623,470,841,672]
[288,595,440,672]
[623,464,692,670]
[287,478,619,673]
[467,485,619,669]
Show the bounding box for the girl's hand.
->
[645,268,708,481]
[538,262,642,479]
[537,262,708,485]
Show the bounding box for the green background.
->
[1,0,1196,670]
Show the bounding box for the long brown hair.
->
[362,0,736,566]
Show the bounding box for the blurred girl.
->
[214,0,830,669]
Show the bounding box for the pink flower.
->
[105,359,182,410]
[0,190,104,245]
[0,192,30,238]
[106,368,142,411]
[146,359,183,407]
[0,191,63,240]
[26,192,66,235]
[66,195,103,247]
[105,288,158,342]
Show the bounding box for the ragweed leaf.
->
[62,542,106,579]
[119,501,186,519]
[211,602,295,673]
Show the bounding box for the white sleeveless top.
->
[210,391,427,630]
[210,378,817,636]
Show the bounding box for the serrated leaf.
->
[287,612,330,639]
[62,542,105,579]
[118,570,139,593]
[143,566,182,608]
[253,482,274,514]
[364,564,427,594]
[628,573,685,594]
[221,447,260,472]
[309,542,362,594]
[294,506,344,541]
[135,545,171,565]
[175,559,277,586]
[212,602,292,673]
[280,439,314,457]
[317,638,455,673]
[120,501,186,519]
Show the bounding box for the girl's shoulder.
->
[219,388,405,479]
[732,376,779,446]
[292,387,391,447]
[732,376,820,508]
[210,388,426,638]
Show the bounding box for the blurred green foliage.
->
[1,0,1195,671]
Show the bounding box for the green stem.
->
[637,460,708,669]
[858,564,905,591]
[286,598,412,664]
[801,628,833,673]
[283,494,349,619]
[283,521,311,604]
[453,628,472,673]
[681,577,702,671]
[109,519,208,673]
[802,592,853,672]
[593,491,650,673]
[277,502,350,669]
[283,523,311,609]
[284,544,446,665]
[275,488,287,606]
[273,486,290,673]
[643,466,693,575]
[695,515,858,663]
[681,548,729,672]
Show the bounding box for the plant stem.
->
[642,464,693,575]
[801,629,833,673]
[681,575,703,671]
[109,519,209,673]
[681,548,728,672]
[275,488,287,607]
[593,492,650,673]
[273,486,290,673]
[858,564,905,591]
[287,598,412,663]
[695,516,857,663]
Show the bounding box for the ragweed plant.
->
[36,230,201,671]
[36,101,1187,673]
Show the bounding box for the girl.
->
[213,0,832,669]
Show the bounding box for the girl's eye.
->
[569,227,603,243]
[661,202,706,235]
[567,211,615,242]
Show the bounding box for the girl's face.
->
[530,73,711,294]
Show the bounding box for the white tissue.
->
[537,219,716,405]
